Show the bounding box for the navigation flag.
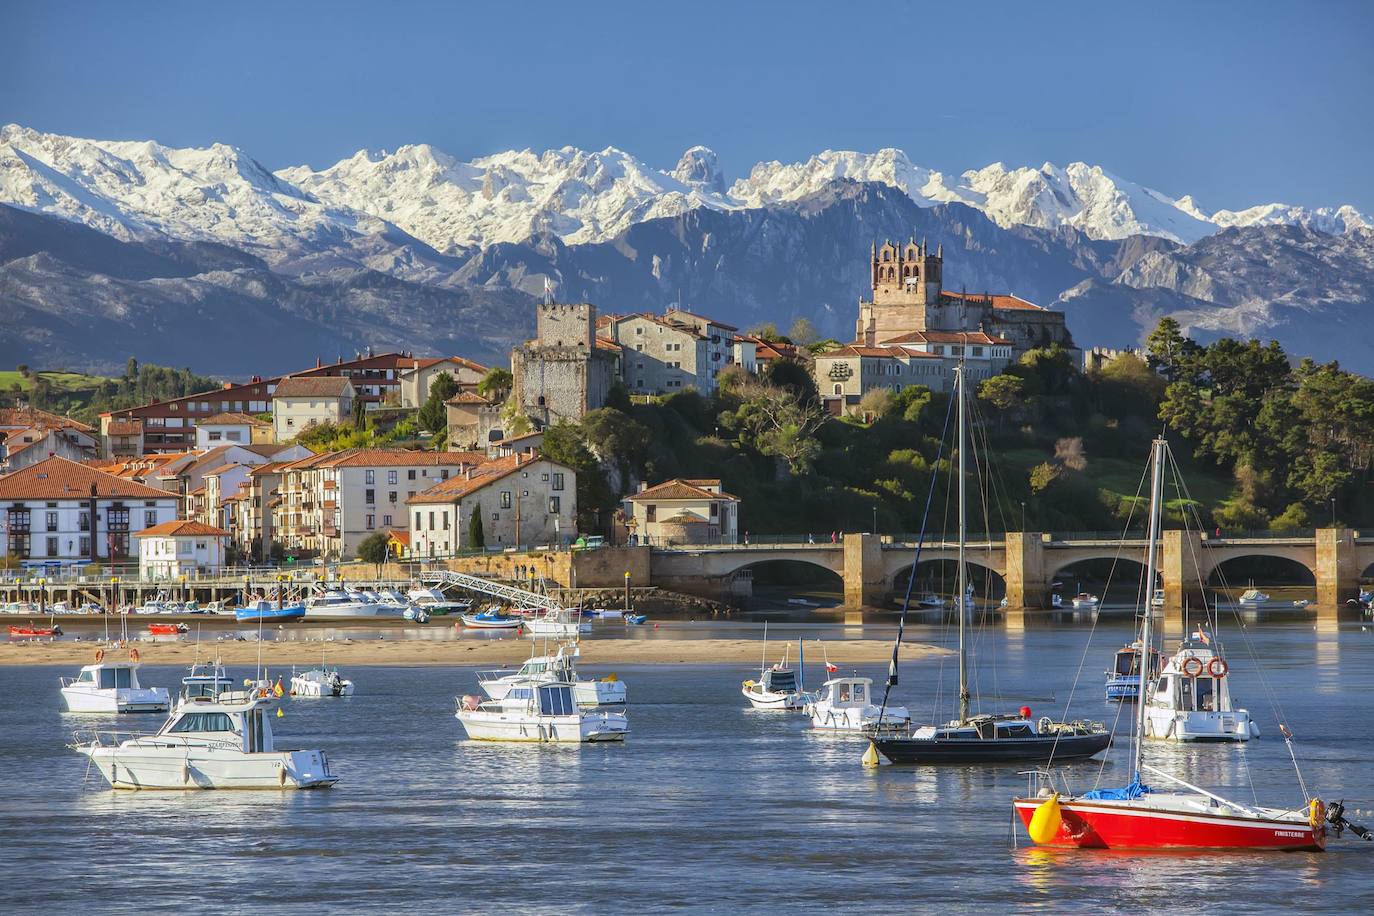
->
[825,662,838,674]
[273,676,285,698]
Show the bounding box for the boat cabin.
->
[161,693,278,752]
[503,682,578,716]
[1151,635,1236,714]
[818,677,871,708]
[921,714,1037,740]
[67,661,143,691]
[1112,644,1163,680]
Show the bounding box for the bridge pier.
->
[1161,530,1206,611]
[1316,528,1357,607]
[1004,532,1047,609]
[843,533,885,608]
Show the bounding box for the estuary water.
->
[2,616,1372,913]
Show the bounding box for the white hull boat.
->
[290,668,355,698]
[60,654,169,714]
[457,682,628,743]
[1145,631,1258,742]
[742,638,813,710]
[74,690,337,790]
[524,608,591,638]
[304,591,395,619]
[806,677,909,732]
[479,644,625,705]
[1071,593,1100,610]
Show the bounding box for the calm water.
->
[2,617,1373,913]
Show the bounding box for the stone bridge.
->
[649,530,1374,609]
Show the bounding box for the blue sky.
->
[4,0,1372,212]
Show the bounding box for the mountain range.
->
[1,123,1370,375]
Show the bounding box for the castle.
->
[855,240,1076,356]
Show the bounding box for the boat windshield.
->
[1114,652,1141,676]
[98,668,133,689]
[169,712,236,733]
[766,670,797,692]
[836,682,866,705]
[538,685,575,716]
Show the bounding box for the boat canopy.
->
[763,668,797,692]
[1083,779,1153,801]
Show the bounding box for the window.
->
[208,431,222,441]
[365,514,375,530]
[972,346,984,357]
[491,512,499,520]
[170,712,235,733]
[46,536,58,556]
[442,513,449,530]
[429,512,435,531]
[387,470,398,485]
[79,536,90,556]
[382,515,392,527]
[227,431,242,441]
[365,489,375,505]
[98,667,135,689]
[440,470,449,481]
[407,470,417,480]
[549,496,560,514]
[45,511,58,531]
[389,491,397,503]
[646,504,656,522]
[500,491,512,509]
[415,512,421,530]
[142,510,157,527]
[365,470,375,485]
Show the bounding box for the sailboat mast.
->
[957,364,969,725]
[1134,437,1167,779]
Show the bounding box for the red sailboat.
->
[1012,437,1367,852]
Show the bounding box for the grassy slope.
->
[0,370,112,392]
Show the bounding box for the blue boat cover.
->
[1083,779,1153,800]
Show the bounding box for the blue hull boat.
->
[235,602,306,623]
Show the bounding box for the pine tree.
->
[467,510,485,552]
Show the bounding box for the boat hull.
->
[455,709,628,743]
[60,685,170,714]
[1012,797,1324,851]
[743,686,809,710]
[1105,676,1142,701]
[290,677,355,698]
[80,745,337,790]
[876,731,1111,764]
[459,614,524,630]
[235,606,306,623]
[1146,709,1258,742]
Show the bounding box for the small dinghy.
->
[148,623,189,636]
[624,613,648,626]
[9,624,62,638]
[459,608,524,630]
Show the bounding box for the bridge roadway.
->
[649,530,1374,609]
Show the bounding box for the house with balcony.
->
[135,520,229,579]
[0,456,179,566]
[622,478,740,546]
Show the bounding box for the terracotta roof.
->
[407,455,563,504]
[627,479,740,503]
[943,292,1045,312]
[407,355,490,375]
[249,461,289,477]
[661,511,711,524]
[594,336,622,352]
[682,478,723,489]
[445,391,491,406]
[240,443,291,458]
[105,419,144,436]
[878,329,1012,346]
[314,448,485,469]
[200,412,269,426]
[134,520,229,538]
[385,529,411,546]
[187,484,207,496]
[0,456,174,500]
[0,407,94,433]
[273,376,356,399]
[820,346,918,358]
[200,463,241,478]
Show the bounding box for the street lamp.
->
[872,506,877,536]
[1330,497,1337,528]
[1020,501,1026,533]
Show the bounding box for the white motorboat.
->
[742,635,813,710]
[917,593,946,609]
[1,601,37,614]
[1236,588,1270,608]
[456,681,628,743]
[74,689,338,790]
[303,588,395,619]
[1050,593,1064,609]
[459,608,525,629]
[479,643,625,705]
[1071,593,1100,610]
[806,676,909,732]
[1145,629,1259,742]
[524,607,591,638]
[291,667,355,698]
[59,651,170,714]
[407,585,470,615]
[1151,588,1165,608]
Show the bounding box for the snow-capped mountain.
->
[1,124,1365,254]
[0,124,385,256]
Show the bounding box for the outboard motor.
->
[1327,800,1372,841]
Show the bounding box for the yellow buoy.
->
[276,707,284,718]
[862,741,881,768]
[1027,792,1062,844]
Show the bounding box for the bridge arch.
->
[1206,554,1316,588]
[892,559,1006,601]
[1049,556,1159,603]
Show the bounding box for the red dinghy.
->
[9,625,62,638]
[147,623,189,635]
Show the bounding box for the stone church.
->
[855,239,1076,357]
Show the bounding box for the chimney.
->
[639,481,648,493]
[316,357,322,368]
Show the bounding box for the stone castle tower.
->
[870,238,942,306]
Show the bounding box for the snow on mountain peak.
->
[0,124,1366,254]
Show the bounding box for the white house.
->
[135,520,229,579]
[399,356,489,408]
[272,377,357,441]
[623,478,740,545]
[0,456,179,566]
[407,453,576,557]
[196,412,272,447]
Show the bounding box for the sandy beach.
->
[0,635,944,668]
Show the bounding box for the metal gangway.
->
[420,569,562,611]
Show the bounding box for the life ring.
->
[1208,657,1228,678]
[1310,797,1326,828]
[1181,656,1204,678]
[94,648,105,663]
[129,648,141,663]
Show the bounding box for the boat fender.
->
[279,765,288,788]
[1207,658,1228,678]
[181,762,191,785]
[743,680,755,688]
[1182,657,1203,678]
[1310,798,1326,829]
[94,648,105,662]
[1027,792,1063,844]
[129,648,140,663]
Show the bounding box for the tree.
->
[16,364,29,378]
[787,317,820,347]
[477,367,513,402]
[1054,437,1087,472]
[541,419,616,528]
[978,374,1025,423]
[467,510,485,550]
[357,531,390,565]
[721,380,827,476]
[748,322,784,343]
[762,357,819,407]
[417,371,458,434]
[855,387,891,421]
[1145,317,1197,381]
[125,357,139,382]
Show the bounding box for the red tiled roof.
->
[408,355,490,374]
[878,329,1012,346]
[445,391,491,406]
[0,456,174,500]
[200,463,241,478]
[627,479,740,502]
[943,292,1044,312]
[315,448,485,469]
[407,455,565,504]
[594,336,622,352]
[386,529,411,546]
[135,520,228,538]
[0,407,94,433]
[273,376,356,399]
[105,419,144,436]
[200,412,269,426]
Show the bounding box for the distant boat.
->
[479,643,626,706]
[9,623,62,638]
[456,681,628,743]
[623,613,648,626]
[1105,639,1163,702]
[147,622,189,636]
[59,650,169,714]
[235,600,306,623]
[742,631,812,710]
[459,609,524,630]
[291,667,355,698]
[1071,593,1100,610]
